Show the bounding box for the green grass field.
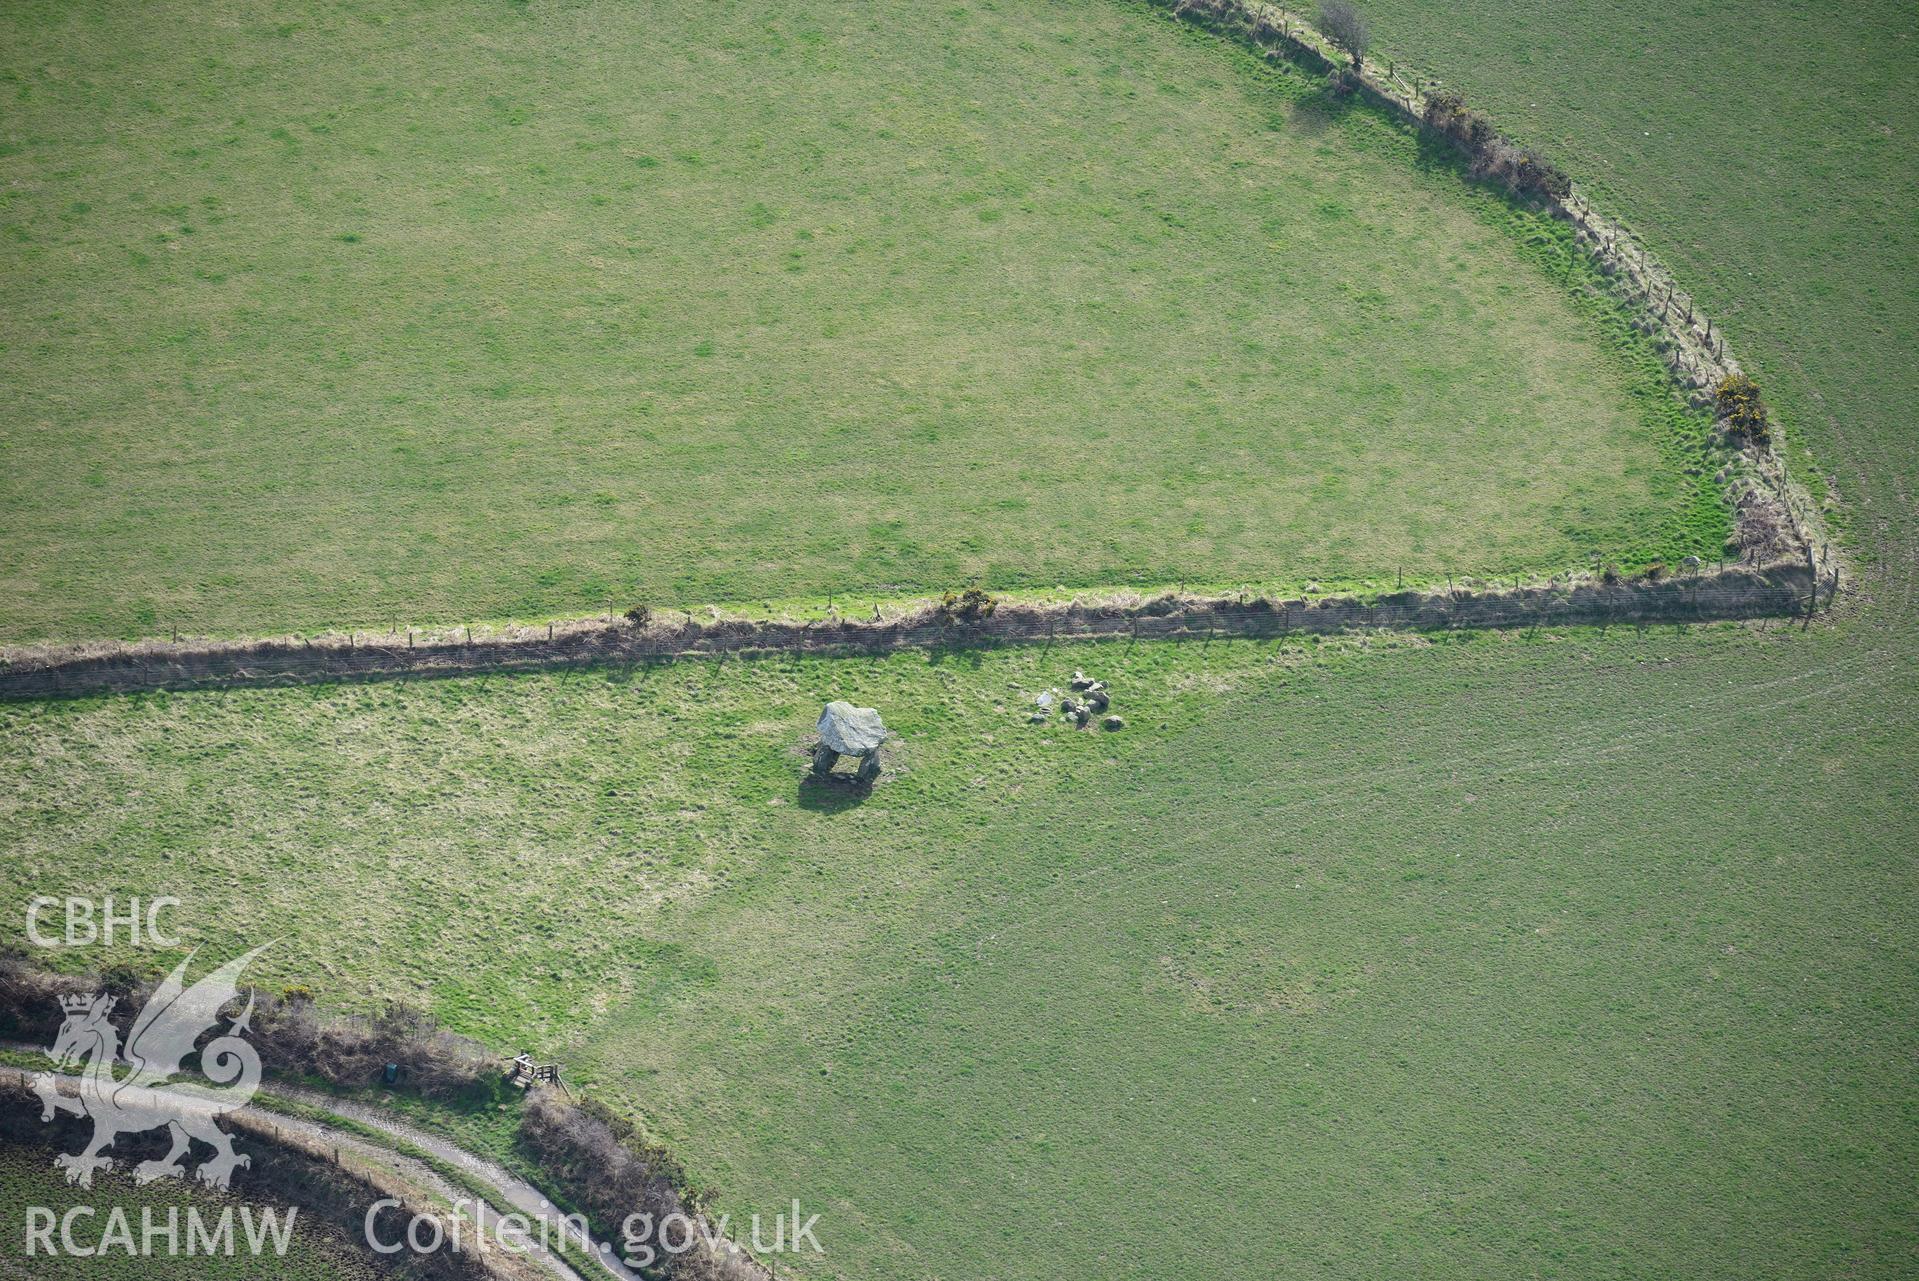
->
[3,616,1913,1278]
[0,1145,382,1279]
[1,0,1915,1278]
[1358,0,1916,550]
[0,0,1727,643]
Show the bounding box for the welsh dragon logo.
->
[32,946,270,1190]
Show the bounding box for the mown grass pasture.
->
[2,616,1912,1279]
[0,0,1727,643]
[1359,0,1915,542]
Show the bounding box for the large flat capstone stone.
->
[817,701,886,755]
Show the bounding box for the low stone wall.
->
[0,561,1826,700]
[0,3,1841,702]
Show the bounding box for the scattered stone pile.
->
[1029,670,1123,731]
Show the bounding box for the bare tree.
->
[1318,0,1370,72]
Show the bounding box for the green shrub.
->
[937,586,999,622]
[1422,89,1468,129]
[1714,374,1771,444]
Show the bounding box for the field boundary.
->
[0,561,1830,699]
[1153,0,1830,565]
[0,3,1841,699]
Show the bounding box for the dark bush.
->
[519,1091,757,1279]
[937,586,998,621]
[1422,90,1569,202]
[98,960,151,1000]
[1470,137,1571,202]
[519,1090,686,1237]
[1423,89,1467,127]
[624,604,653,627]
[0,949,487,1099]
[1423,90,1493,148]
[252,997,489,1097]
[0,949,95,1043]
[1733,490,1789,557]
[1513,145,1572,201]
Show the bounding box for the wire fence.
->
[0,2,1832,703]
[0,562,1831,701]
